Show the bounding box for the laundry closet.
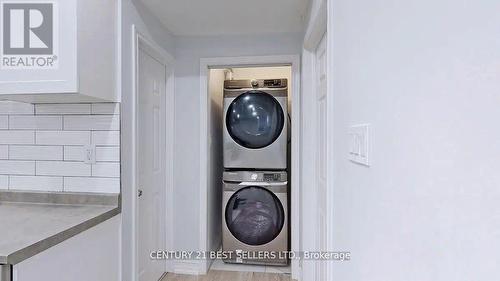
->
[207,66,293,273]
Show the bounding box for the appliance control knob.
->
[251,80,259,88]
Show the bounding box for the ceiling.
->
[139,0,310,36]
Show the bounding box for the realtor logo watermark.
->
[1,1,58,69]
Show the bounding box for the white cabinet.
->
[0,0,118,103]
[13,215,121,281]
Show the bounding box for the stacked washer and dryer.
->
[222,78,289,266]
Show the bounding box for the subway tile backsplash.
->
[0,101,34,114]
[9,145,63,160]
[0,116,8,129]
[0,131,35,144]
[35,104,92,115]
[10,175,63,192]
[0,175,8,189]
[36,131,91,145]
[92,131,120,146]
[64,177,120,193]
[0,145,8,159]
[63,115,120,131]
[0,160,35,175]
[10,115,63,130]
[0,102,120,193]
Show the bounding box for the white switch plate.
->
[83,144,96,164]
[153,80,159,95]
[349,124,370,166]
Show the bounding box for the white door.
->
[315,33,328,281]
[137,47,167,281]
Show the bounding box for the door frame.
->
[302,0,331,281]
[131,25,175,280]
[199,55,301,279]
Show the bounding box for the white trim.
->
[116,0,122,103]
[199,55,301,279]
[173,260,205,275]
[299,48,316,281]
[165,48,176,275]
[301,1,329,281]
[199,59,209,275]
[304,0,327,51]
[131,25,175,280]
[326,0,335,279]
[115,3,122,280]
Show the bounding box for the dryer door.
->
[226,91,285,149]
[225,186,285,246]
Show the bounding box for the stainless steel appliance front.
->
[222,171,288,266]
[223,79,288,169]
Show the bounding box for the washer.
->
[222,170,288,266]
[223,79,288,169]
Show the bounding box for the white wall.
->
[0,102,120,193]
[121,1,175,279]
[230,66,291,80]
[330,0,500,280]
[173,33,303,254]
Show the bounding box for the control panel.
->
[223,171,287,182]
[263,173,278,182]
[264,79,284,87]
[224,79,287,89]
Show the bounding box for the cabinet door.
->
[13,215,120,281]
[0,0,77,94]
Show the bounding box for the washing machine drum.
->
[226,91,284,149]
[225,186,285,246]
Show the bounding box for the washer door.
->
[226,91,284,149]
[225,186,285,246]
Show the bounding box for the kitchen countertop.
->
[0,191,120,265]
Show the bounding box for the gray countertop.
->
[0,191,120,265]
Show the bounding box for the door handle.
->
[138,189,143,198]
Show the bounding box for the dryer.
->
[222,170,288,266]
[223,79,288,169]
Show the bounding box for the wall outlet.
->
[83,144,96,164]
[349,124,370,166]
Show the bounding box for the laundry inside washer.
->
[222,170,289,266]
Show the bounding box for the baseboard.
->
[165,259,174,274]
[173,260,204,275]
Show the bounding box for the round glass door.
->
[225,186,285,246]
[226,91,284,149]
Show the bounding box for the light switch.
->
[83,144,96,164]
[153,80,159,94]
[359,133,367,157]
[349,124,370,166]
